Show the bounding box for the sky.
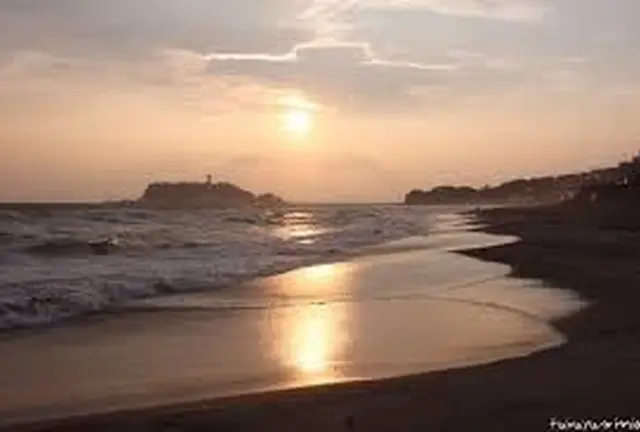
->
[1,0,639,202]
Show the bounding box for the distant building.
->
[617,152,640,186]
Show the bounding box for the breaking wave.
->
[0,205,434,329]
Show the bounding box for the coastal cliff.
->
[138,179,285,209]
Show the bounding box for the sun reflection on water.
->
[275,210,326,245]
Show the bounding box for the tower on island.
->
[206,174,213,187]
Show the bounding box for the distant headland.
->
[136,175,286,209]
[405,153,640,207]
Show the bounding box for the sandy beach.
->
[4,208,640,431]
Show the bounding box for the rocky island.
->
[137,175,286,209]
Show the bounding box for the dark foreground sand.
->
[9,205,640,431]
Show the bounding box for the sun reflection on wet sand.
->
[296,263,340,285]
[268,263,354,386]
[292,304,333,375]
[266,262,356,298]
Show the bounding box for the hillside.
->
[405,154,639,206]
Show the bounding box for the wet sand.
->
[5,208,639,431]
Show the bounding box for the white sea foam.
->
[0,205,438,329]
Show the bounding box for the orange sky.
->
[1,1,639,202]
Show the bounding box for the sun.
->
[283,109,312,136]
[277,93,317,140]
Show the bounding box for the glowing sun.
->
[283,109,312,136]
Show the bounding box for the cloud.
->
[0,38,609,120]
[396,0,549,21]
[0,40,526,116]
[203,40,458,109]
[0,0,312,57]
[300,0,549,39]
[0,1,550,62]
[1,0,638,118]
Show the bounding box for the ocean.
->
[0,204,431,330]
[0,205,589,424]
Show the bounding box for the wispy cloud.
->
[205,39,451,69]
[300,0,549,39]
[398,0,549,21]
[0,0,637,116]
[200,39,458,109]
[0,0,311,57]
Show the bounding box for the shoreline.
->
[7,207,640,431]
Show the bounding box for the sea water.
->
[0,209,587,425]
[0,204,433,329]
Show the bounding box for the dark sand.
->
[8,205,640,431]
